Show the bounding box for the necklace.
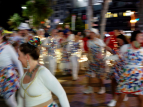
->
[26,64,40,78]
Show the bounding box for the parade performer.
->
[0,27,24,107]
[17,37,70,107]
[59,31,71,75]
[115,31,143,107]
[83,28,112,94]
[67,31,84,80]
[42,29,59,75]
[106,34,128,107]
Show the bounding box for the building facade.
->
[71,0,138,31]
[49,0,74,29]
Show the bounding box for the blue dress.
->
[86,40,106,78]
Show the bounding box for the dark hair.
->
[68,30,73,34]
[19,43,40,60]
[74,31,82,36]
[130,30,141,42]
[117,34,128,44]
[58,30,63,32]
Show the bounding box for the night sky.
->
[0,0,28,30]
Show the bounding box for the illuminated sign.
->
[105,10,135,18]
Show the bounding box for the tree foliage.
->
[23,0,53,27]
[7,13,23,30]
[63,15,85,32]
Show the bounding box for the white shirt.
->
[17,66,70,107]
[0,44,24,78]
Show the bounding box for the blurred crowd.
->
[1,22,143,107]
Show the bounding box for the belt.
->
[33,98,53,107]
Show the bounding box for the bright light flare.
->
[130,20,137,23]
[22,6,27,9]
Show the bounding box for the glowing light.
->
[22,6,27,9]
[59,23,63,24]
[130,20,137,23]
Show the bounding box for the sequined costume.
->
[116,44,143,95]
[0,42,23,99]
[67,40,84,80]
[86,39,106,78]
[59,41,71,73]
[42,37,59,75]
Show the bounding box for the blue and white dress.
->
[86,38,106,78]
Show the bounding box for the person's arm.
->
[8,45,24,78]
[39,68,70,107]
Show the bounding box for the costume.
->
[42,37,59,75]
[59,40,71,74]
[116,44,143,95]
[0,42,24,107]
[0,42,23,98]
[17,66,70,107]
[67,40,84,80]
[86,38,106,78]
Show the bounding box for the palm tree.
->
[7,13,23,30]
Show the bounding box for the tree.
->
[99,0,110,40]
[22,0,53,27]
[7,13,23,30]
[63,15,85,32]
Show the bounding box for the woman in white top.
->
[17,37,70,107]
[0,28,24,107]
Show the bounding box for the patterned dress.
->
[0,42,19,99]
[86,39,106,78]
[116,44,143,95]
[107,50,125,82]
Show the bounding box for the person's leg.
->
[137,95,143,107]
[115,93,126,107]
[107,78,118,106]
[48,56,57,75]
[70,55,79,80]
[5,93,17,107]
[83,77,94,94]
[98,78,106,94]
[111,78,118,98]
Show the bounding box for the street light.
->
[22,6,27,9]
